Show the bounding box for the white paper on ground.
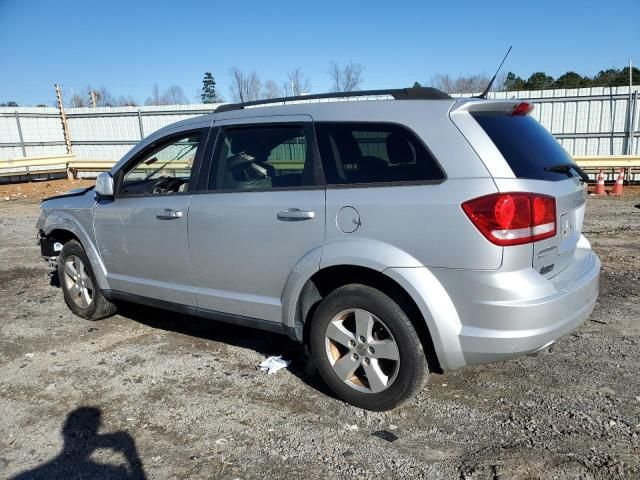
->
[257,355,291,375]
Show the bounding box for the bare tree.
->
[115,95,138,107]
[76,85,115,107]
[429,74,454,93]
[147,83,162,105]
[328,62,364,92]
[429,73,491,94]
[92,86,115,107]
[342,63,364,91]
[286,67,311,96]
[229,68,261,103]
[493,72,507,92]
[69,94,86,108]
[163,85,188,104]
[263,79,283,99]
[145,84,189,105]
[71,86,137,108]
[328,62,342,92]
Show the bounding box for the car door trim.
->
[102,289,296,338]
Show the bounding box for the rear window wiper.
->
[544,163,590,183]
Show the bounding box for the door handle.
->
[156,209,183,219]
[277,208,315,221]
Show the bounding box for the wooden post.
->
[55,84,75,179]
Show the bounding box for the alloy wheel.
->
[324,308,400,393]
[63,255,94,309]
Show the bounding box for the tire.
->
[310,284,427,411]
[58,240,116,320]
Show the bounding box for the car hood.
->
[42,186,95,203]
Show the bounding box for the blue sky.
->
[1,0,638,106]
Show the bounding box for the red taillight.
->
[462,193,556,246]
[511,102,533,116]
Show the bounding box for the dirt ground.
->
[0,180,638,479]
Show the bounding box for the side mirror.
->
[95,172,114,198]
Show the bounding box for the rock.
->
[372,430,398,442]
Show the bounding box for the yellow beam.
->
[0,154,75,169]
[574,155,640,168]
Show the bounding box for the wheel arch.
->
[40,211,109,290]
[290,264,447,373]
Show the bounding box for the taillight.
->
[511,102,534,115]
[462,193,556,246]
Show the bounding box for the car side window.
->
[314,122,444,185]
[210,125,314,190]
[120,133,201,196]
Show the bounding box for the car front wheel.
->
[58,240,116,320]
[310,284,427,411]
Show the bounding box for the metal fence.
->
[1,86,639,166]
[0,104,222,163]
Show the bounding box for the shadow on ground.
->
[10,407,147,480]
[114,301,337,400]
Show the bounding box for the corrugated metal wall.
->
[1,86,639,163]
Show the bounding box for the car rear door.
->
[187,116,325,324]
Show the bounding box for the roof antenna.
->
[476,46,512,99]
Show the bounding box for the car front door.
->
[93,126,210,306]
[188,116,325,324]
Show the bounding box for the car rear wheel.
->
[310,284,427,411]
[58,240,116,320]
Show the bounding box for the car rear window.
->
[472,112,575,181]
[315,122,444,185]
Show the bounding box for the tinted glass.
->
[212,126,314,190]
[315,122,444,185]
[122,134,199,195]
[472,112,575,181]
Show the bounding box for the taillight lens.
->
[462,193,556,246]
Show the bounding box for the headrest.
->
[385,133,414,164]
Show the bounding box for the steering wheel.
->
[151,177,184,194]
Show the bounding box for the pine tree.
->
[201,72,217,103]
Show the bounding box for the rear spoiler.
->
[450,99,534,115]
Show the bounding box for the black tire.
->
[58,240,117,320]
[310,284,427,411]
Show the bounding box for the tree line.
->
[61,62,364,108]
[1,65,638,107]
[424,67,640,94]
[205,62,364,104]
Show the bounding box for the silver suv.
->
[37,88,600,411]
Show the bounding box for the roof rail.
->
[214,87,451,113]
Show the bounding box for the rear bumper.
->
[429,237,600,367]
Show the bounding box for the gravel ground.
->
[0,183,638,479]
